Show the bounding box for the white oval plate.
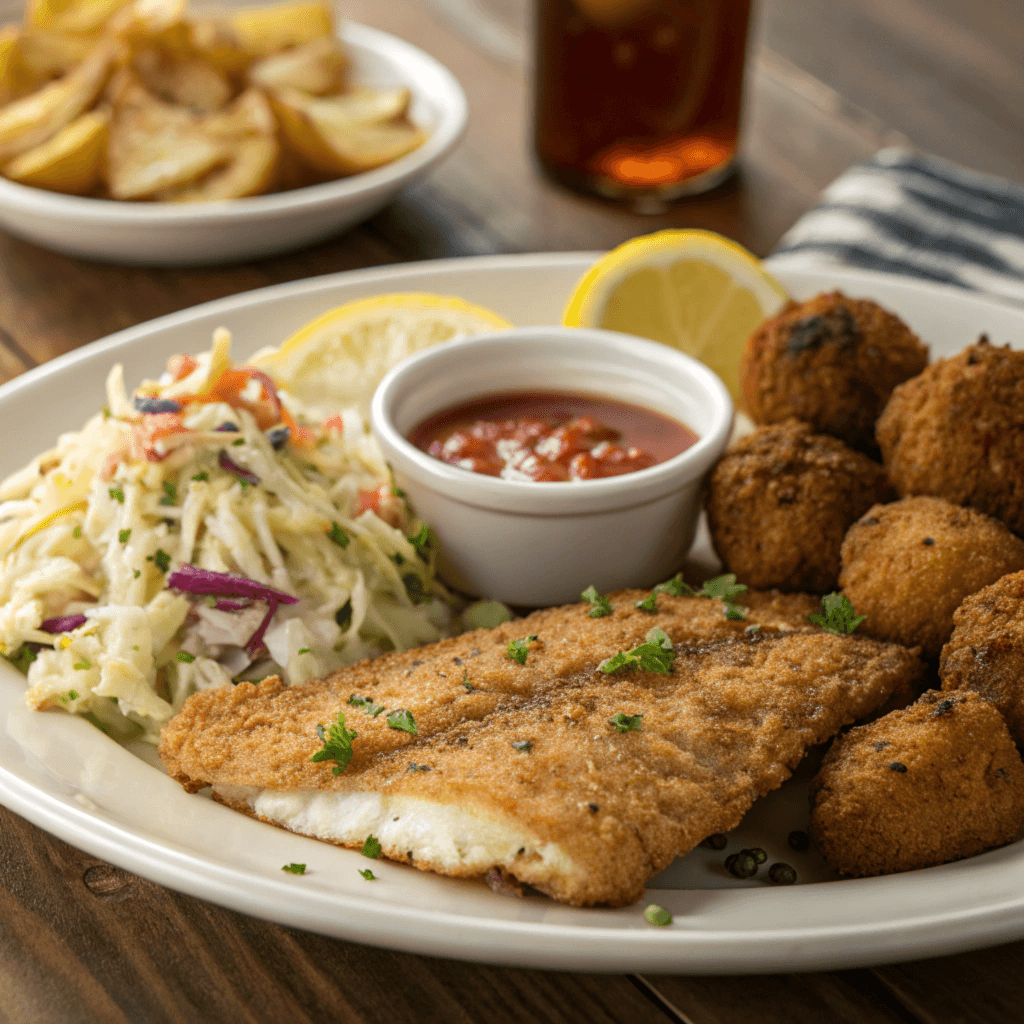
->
[0,21,467,265]
[0,253,1022,974]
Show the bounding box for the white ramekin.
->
[370,327,733,606]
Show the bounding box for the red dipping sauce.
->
[408,390,699,482]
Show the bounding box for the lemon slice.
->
[253,293,512,415]
[562,230,789,399]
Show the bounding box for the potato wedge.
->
[189,19,251,78]
[203,87,275,138]
[4,107,106,193]
[157,132,278,201]
[230,1,333,58]
[0,37,119,162]
[0,25,35,103]
[248,36,347,95]
[132,46,231,111]
[17,30,93,82]
[26,0,133,35]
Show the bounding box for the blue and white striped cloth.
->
[768,148,1024,306]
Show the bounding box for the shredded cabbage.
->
[0,331,454,742]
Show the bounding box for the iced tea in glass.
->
[533,0,753,204]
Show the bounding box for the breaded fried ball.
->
[876,337,1024,534]
[705,420,892,593]
[941,570,1024,743]
[810,690,1024,877]
[740,291,928,453]
[839,496,1024,657]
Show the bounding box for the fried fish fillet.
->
[160,589,922,906]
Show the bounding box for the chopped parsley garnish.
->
[73,658,91,671]
[654,572,696,597]
[408,523,433,560]
[462,670,474,692]
[232,437,245,446]
[581,585,613,617]
[392,486,405,498]
[298,647,311,655]
[191,471,208,482]
[160,480,177,506]
[348,694,385,717]
[73,526,82,539]
[310,711,357,775]
[133,570,140,578]
[327,522,349,548]
[67,689,78,700]
[282,863,306,875]
[119,529,131,543]
[610,712,643,733]
[361,834,382,859]
[696,573,748,602]
[599,627,675,675]
[724,602,747,621]
[386,709,418,734]
[407,763,431,772]
[507,635,539,665]
[359,869,377,880]
[635,593,658,613]
[176,651,195,663]
[512,740,532,752]
[808,592,866,635]
[153,549,170,573]
[108,487,124,503]
[7,645,36,674]
[644,904,672,927]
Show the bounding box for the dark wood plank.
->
[0,805,672,1024]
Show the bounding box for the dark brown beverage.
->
[533,0,753,202]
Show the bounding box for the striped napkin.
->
[767,148,1024,306]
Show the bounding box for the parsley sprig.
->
[696,573,747,601]
[310,711,357,775]
[807,592,866,635]
[654,573,696,597]
[507,635,539,665]
[610,713,643,733]
[581,585,613,617]
[282,863,306,875]
[635,593,658,613]
[386,709,418,734]
[348,694,385,717]
[599,627,676,675]
[361,834,382,859]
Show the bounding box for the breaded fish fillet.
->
[160,589,922,906]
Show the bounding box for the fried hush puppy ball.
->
[705,420,892,593]
[941,570,1024,744]
[810,690,1024,877]
[740,291,928,453]
[839,496,1024,658]
[876,337,1024,534]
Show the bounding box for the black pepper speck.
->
[933,698,955,716]
[890,761,908,773]
[923,537,935,546]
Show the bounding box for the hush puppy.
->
[941,570,1024,744]
[706,420,892,592]
[740,291,928,453]
[876,337,1024,534]
[810,690,1024,877]
[839,496,1024,657]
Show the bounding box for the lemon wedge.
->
[252,293,512,415]
[562,230,789,399]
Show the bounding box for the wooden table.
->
[2,1,1023,1021]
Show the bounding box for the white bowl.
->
[370,327,733,606]
[0,21,467,266]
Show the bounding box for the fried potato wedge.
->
[26,0,133,35]
[188,19,251,78]
[4,107,106,192]
[16,30,92,82]
[248,36,347,95]
[157,132,277,201]
[132,46,231,112]
[0,25,36,104]
[203,86,274,138]
[230,1,333,58]
[0,37,119,162]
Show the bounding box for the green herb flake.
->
[67,689,78,700]
[348,693,385,717]
[358,868,377,880]
[133,570,140,579]
[581,585,613,617]
[327,522,350,548]
[512,740,532,753]
[361,834,382,859]
[232,437,245,446]
[5,646,37,675]
[408,523,433,561]
[108,487,124,503]
[599,627,675,675]
[635,592,658,613]
[73,658,91,671]
[654,572,696,597]
[644,904,672,927]
[610,712,643,733]
[386,709,417,735]
[697,573,748,602]
[298,647,311,655]
[310,711,358,775]
[73,526,82,539]
[507,635,539,665]
[282,863,306,875]
[159,480,177,506]
[807,592,866,635]
[191,471,208,482]
[153,549,170,573]
[724,602,747,621]
[392,486,406,498]
[462,670,474,692]
[118,528,131,543]
[407,762,431,772]
[176,651,195,663]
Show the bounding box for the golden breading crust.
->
[810,690,1024,877]
[876,337,1024,534]
[739,291,928,452]
[160,589,922,907]
[839,496,1024,658]
[706,420,891,593]
[941,570,1024,743]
